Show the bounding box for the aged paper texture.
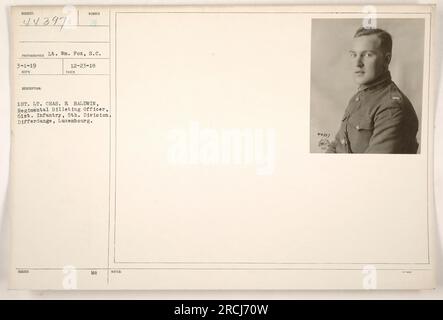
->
[8,4,437,289]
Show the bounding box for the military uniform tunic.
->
[326,72,419,154]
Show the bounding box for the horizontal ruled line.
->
[19,41,109,43]
[115,260,432,265]
[116,11,430,14]
[15,267,434,271]
[18,57,110,60]
[20,24,109,27]
[18,74,110,76]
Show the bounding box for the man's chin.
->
[354,77,368,85]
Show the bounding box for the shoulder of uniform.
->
[389,83,404,102]
[379,82,407,109]
[373,84,409,120]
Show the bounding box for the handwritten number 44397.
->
[317,132,331,138]
[22,16,68,30]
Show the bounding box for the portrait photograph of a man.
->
[310,19,425,154]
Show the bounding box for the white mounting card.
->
[8,4,437,290]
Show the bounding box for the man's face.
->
[349,34,389,85]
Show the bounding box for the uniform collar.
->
[358,71,392,93]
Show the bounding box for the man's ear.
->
[384,52,392,69]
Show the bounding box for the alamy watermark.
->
[362,265,377,289]
[62,265,77,289]
[167,121,276,175]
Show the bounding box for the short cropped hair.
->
[354,27,393,54]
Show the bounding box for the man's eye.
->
[364,52,373,57]
[349,52,357,58]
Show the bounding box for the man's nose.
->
[355,55,364,68]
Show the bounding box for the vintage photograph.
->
[310,19,425,154]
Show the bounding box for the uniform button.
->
[355,96,360,101]
[340,138,346,145]
[356,125,360,130]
